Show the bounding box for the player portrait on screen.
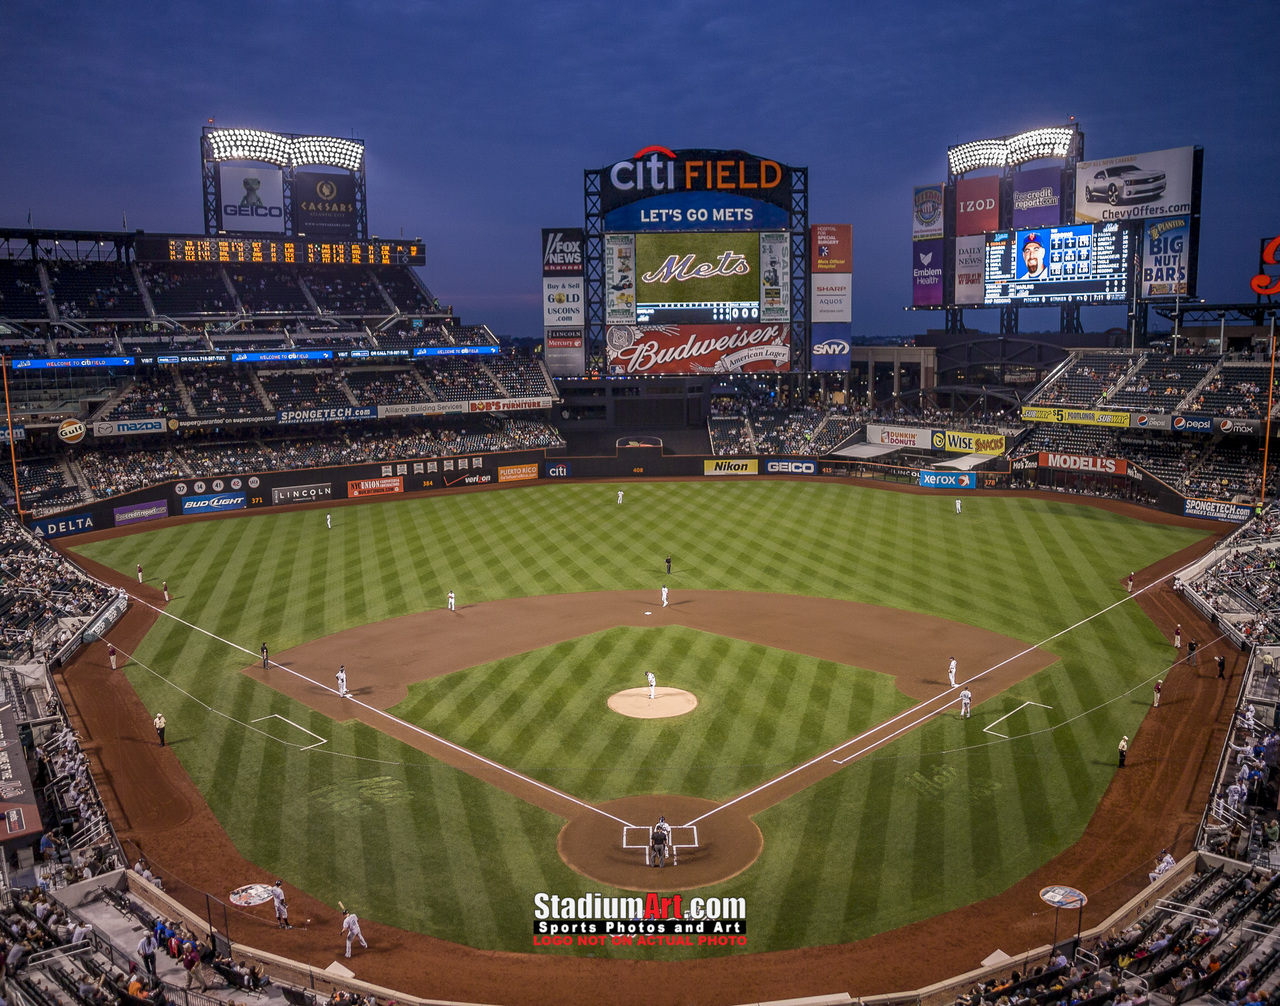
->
[1017,232,1050,281]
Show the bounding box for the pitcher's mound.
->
[608,687,698,719]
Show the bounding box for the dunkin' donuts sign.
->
[605,323,790,375]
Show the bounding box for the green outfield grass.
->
[71,482,1211,957]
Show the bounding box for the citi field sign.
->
[601,147,794,231]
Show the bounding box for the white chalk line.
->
[122,595,635,829]
[251,713,328,750]
[982,701,1054,739]
[684,569,1199,828]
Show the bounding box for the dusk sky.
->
[2,2,1275,339]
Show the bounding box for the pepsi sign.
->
[1171,415,1212,433]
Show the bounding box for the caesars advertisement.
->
[293,171,357,238]
[1074,146,1197,224]
[542,228,585,328]
[218,164,285,233]
[605,323,790,375]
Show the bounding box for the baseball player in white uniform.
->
[959,687,972,718]
[271,881,291,929]
[955,498,962,515]
[336,665,349,698]
[646,670,656,700]
[661,585,669,607]
[447,590,455,611]
[341,909,367,957]
[326,513,331,530]
[617,490,624,504]
[948,657,957,687]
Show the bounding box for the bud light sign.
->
[180,492,247,513]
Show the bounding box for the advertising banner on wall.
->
[704,459,759,476]
[1013,166,1063,229]
[954,234,985,305]
[93,419,166,438]
[1021,406,1130,428]
[605,234,636,324]
[180,492,246,514]
[759,231,790,323]
[1074,146,1196,224]
[544,329,585,375]
[936,430,1005,454]
[812,273,852,323]
[293,171,358,238]
[29,512,96,538]
[866,425,940,450]
[112,499,169,526]
[1183,498,1253,523]
[498,464,539,483]
[277,406,376,425]
[543,277,585,327]
[919,470,976,489]
[218,164,286,233]
[810,324,851,371]
[811,224,852,272]
[599,148,792,215]
[1139,216,1193,299]
[1038,452,1128,475]
[912,238,944,306]
[348,477,403,497]
[1130,412,1173,431]
[605,323,790,375]
[542,229,584,276]
[913,185,944,241]
[955,175,1000,236]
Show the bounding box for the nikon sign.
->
[703,459,758,476]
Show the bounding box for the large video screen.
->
[632,231,786,325]
[983,222,1132,305]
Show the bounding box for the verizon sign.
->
[1038,452,1128,475]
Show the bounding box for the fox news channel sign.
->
[218,164,286,233]
[542,229,586,327]
[599,146,792,232]
[1073,146,1196,224]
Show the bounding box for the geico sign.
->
[765,461,816,474]
[222,204,283,219]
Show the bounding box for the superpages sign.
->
[600,147,792,214]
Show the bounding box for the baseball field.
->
[68,479,1213,963]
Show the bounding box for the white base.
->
[325,961,355,977]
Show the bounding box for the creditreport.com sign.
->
[533,891,746,949]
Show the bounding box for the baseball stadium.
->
[0,121,1278,1006]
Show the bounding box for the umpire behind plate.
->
[650,815,674,868]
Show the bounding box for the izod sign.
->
[1038,452,1128,475]
[955,176,1000,236]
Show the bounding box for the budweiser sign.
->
[605,323,790,375]
[1038,452,1128,475]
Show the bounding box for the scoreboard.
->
[983,222,1132,306]
[134,234,425,267]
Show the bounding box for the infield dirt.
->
[55,488,1231,1006]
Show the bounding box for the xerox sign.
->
[180,493,246,513]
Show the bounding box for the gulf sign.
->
[933,430,1005,455]
[601,147,791,214]
[1038,452,1128,475]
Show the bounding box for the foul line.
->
[685,570,1195,828]
[122,595,635,829]
[982,701,1054,739]
[251,714,328,750]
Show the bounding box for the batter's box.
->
[623,825,698,866]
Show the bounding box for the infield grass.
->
[72,482,1212,956]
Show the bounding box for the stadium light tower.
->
[200,126,368,238]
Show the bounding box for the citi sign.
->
[609,146,783,195]
[546,463,572,478]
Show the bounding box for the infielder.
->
[646,670,656,700]
[948,657,957,687]
[326,513,331,530]
[108,643,116,671]
[1127,572,1134,594]
[162,581,169,602]
[959,687,972,718]
[271,881,291,929]
[447,590,455,611]
[1153,679,1162,707]
[336,665,349,698]
[661,585,669,607]
[137,563,143,584]
[617,490,624,504]
[261,643,269,669]
[955,499,962,515]
[340,909,367,957]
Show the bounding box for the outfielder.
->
[959,687,972,718]
[271,881,291,929]
[955,499,962,515]
[336,665,349,698]
[447,590,456,611]
[617,490,624,504]
[326,513,331,530]
[948,657,957,687]
[646,670,656,700]
[340,909,367,957]
[661,585,669,607]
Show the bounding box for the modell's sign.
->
[605,323,790,375]
[1038,452,1128,475]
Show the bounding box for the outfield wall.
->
[22,445,1217,539]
